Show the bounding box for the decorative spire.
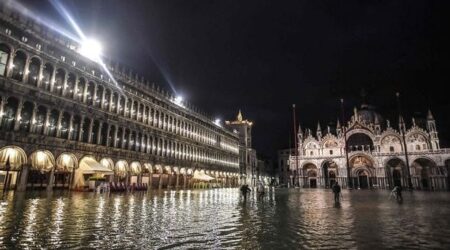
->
[374,115,380,125]
[298,124,303,135]
[316,122,322,131]
[327,126,331,134]
[387,119,391,128]
[237,110,243,122]
[412,117,416,127]
[427,109,434,120]
[353,107,358,120]
[336,119,341,128]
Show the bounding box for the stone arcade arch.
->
[349,154,375,189]
[411,157,443,190]
[321,160,338,188]
[385,158,407,189]
[0,146,27,190]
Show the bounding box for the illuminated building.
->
[0,5,240,191]
[289,103,450,190]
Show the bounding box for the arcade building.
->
[0,5,241,192]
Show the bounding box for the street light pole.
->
[396,92,413,190]
[341,99,352,189]
[292,104,299,187]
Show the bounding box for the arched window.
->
[108,126,115,147]
[100,122,108,146]
[65,73,76,98]
[54,68,65,95]
[34,106,46,135]
[47,109,59,137]
[91,121,99,144]
[310,151,313,156]
[104,89,111,110]
[0,44,11,76]
[329,150,333,155]
[42,63,53,91]
[116,127,123,148]
[95,85,103,107]
[416,145,421,151]
[130,131,136,151]
[1,97,18,131]
[120,96,126,116]
[28,57,41,85]
[86,82,95,105]
[76,78,86,101]
[71,115,81,140]
[60,112,70,138]
[390,146,395,152]
[19,101,34,132]
[123,129,130,149]
[82,118,90,143]
[111,93,118,113]
[12,50,26,81]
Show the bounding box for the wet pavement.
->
[0,188,449,249]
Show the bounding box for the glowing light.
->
[174,96,184,107]
[78,38,103,62]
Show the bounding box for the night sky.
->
[20,0,450,160]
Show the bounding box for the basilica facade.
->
[289,104,450,191]
[0,5,241,191]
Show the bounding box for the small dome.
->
[357,104,383,125]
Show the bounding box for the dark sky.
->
[20,0,450,159]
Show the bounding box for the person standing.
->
[332,182,341,203]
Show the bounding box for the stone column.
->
[17,164,30,192]
[147,172,153,191]
[100,88,106,110]
[36,62,44,88]
[87,119,94,143]
[176,174,180,188]
[128,131,132,150]
[183,174,187,189]
[158,173,163,189]
[13,98,24,131]
[167,173,173,188]
[129,100,134,119]
[106,124,111,147]
[109,93,114,112]
[46,167,55,192]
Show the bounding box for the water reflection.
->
[0,189,449,249]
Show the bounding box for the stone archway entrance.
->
[412,158,437,190]
[350,155,375,189]
[356,169,370,189]
[322,160,338,188]
[385,158,406,189]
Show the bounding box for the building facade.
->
[277,148,293,185]
[226,110,258,186]
[0,5,241,191]
[289,103,450,190]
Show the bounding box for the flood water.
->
[0,188,450,249]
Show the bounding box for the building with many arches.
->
[289,103,450,191]
[0,5,241,191]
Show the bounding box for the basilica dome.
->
[357,103,384,125]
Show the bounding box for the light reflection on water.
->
[0,189,450,249]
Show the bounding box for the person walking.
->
[392,185,403,201]
[257,182,265,199]
[332,182,341,203]
[240,184,251,200]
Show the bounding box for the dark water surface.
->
[0,188,449,249]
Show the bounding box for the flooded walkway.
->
[0,188,449,249]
